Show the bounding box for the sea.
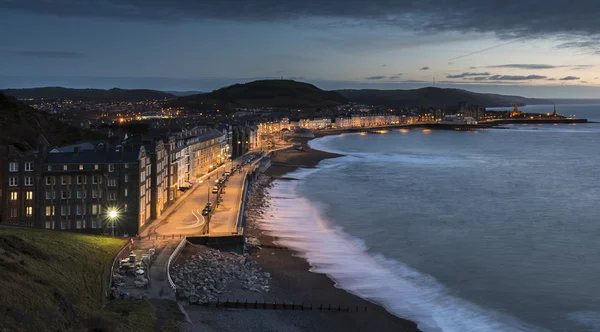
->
[258,104,600,332]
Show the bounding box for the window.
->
[76,220,82,229]
[61,206,68,216]
[61,220,67,230]
[77,190,82,199]
[9,177,17,186]
[124,203,128,211]
[46,176,54,185]
[25,177,33,186]
[79,165,84,170]
[94,164,99,170]
[10,208,17,218]
[61,191,68,199]
[62,176,68,185]
[45,205,54,216]
[108,192,116,201]
[25,206,32,217]
[108,164,115,172]
[92,204,99,215]
[26,191,33,200]
[124,163,129,169]
[124,174,128,183]
[124,188,128,197]
[63,165,67,171]
[10,192,18,201]
[25,162,33,171]
[92,190,99,198]
[77,176,85,184]
[91,219,98,228]
[108,178,116,187]
[92,175,98,184]
[76,205,82,215]
[9,162,18,172]
[47,165,52,171]
[45,191,52,200]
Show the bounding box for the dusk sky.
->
[2,1,600,97]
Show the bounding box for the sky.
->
[2,1,600,98]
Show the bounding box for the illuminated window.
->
[26,191,33,200]
[10,192,18,201]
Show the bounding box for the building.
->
[40,140,151,235]
[0,143,45,227]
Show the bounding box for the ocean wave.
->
[309,135,466,165]
[567,311,600,331]
[258,166,545,332]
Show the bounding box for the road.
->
[152,155,258,236]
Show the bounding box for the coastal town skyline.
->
[3,1,600,97]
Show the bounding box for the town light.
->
[109,210,118,219]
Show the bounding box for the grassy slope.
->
[0,93,105,150]
[0,228,155,332]
[170,79,348,109]
[336,87,552,108]
[1,87,175,101]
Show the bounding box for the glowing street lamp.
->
[107,208,118,236]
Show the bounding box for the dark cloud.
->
[5,1,600,52]
[487,64,593,70]
[420,67,430,70]
[5,50,86,59]
[488,75,547,81]
[446,72,490,79]
[364,76,386,80]
[382,64,387,67]
[389,75,402,79]
[559,76,580,81]
[547,78,556,81]
[487,64,557,69]
[468,67,477,69]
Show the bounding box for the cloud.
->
[420,67,430,70]
[468,67,477,69]
[364,76,386,80]
[382,64,387,66]
[6,1,600,53]
[487,75,547,80]
[487,63,594,70]
[547,78,556,81]
[487,64,557,69]
[559,76,580,81]
[389,75,403,79]
[446,72,490,79]
[5,50,86,59]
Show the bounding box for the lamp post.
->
[108,209,118,236]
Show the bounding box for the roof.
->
[44,147,141,164]
[49,141,102,153]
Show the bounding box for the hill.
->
[336,87,552,108]
[1,87,175,101]
[0,93,105,151]
[169,80,348,109]
[0,228,155,332]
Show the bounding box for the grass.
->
[0,227,156,331]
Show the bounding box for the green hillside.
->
[1,87,174,101]
[337,87,552,108]
[170,79,348,109]
[0,93,104,151]
[0,228,155,332]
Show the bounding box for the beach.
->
[180,138,421,331]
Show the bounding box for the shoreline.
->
[244,137,422,332]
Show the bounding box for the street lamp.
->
[108,209,118,236]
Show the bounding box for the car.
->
[212,186,219,194]
[201,209,209,216]
[224,171,231,177]
[205,203,213,211]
